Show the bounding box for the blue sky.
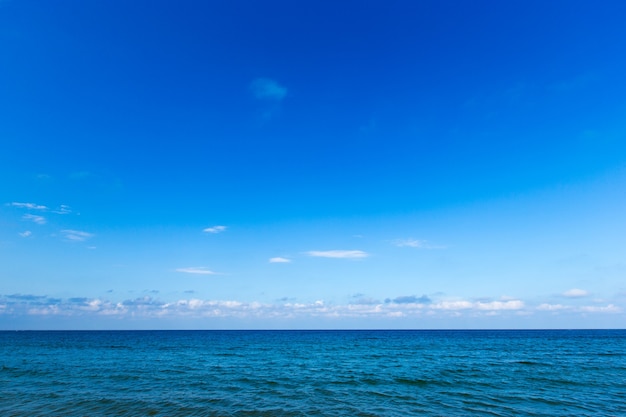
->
[1,0,625,329]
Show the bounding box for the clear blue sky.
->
[1,0,625,329]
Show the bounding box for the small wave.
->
[514,360,543,365]
[394,377,431,386]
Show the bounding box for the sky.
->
[1,0,625,329]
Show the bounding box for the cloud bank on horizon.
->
[0,290,621,330]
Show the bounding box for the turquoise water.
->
[1,330,625,416]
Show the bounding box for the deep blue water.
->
[1,330,625,416]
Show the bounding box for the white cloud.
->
[537,303,569,311]
[203,225,227,234]
[430,299,524,311]
[563,288,589,298]
[9,201,73,216]
[61,229,94,242]
[579,304,621,313]
[392,238,445,249]
[269,257,291,263]
[250,78,287,101]
[306,250,369,259]
[9,202,48,210]
[176,267,218,275]
[431,300,474,310]
[19,231,32,238]
[52,205,72,214]
[393,238,426,247]
[475,300,524,310]
[22,214,46,224]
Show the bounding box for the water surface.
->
[1,330,624,416]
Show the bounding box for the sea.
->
[1,330,624,416]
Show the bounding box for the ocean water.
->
[1,330,625,416]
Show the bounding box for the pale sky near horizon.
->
[1,0,625,329]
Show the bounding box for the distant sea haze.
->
[1,330,625,416]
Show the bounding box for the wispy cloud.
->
[176,267,218,275]
[269,257,291,263]
[9,202,48,210]
[563,288,589,298]
[429,299,525,311]
[6,293,48,301]
[9,201,73,215]
[538,303,621,313]
[52,205,72,214]
[18,231,32,238]
[203,225,227,234]
[61,229,94,242]
[537,303,569,311]
[392,238,445,249]
[474,300,525,310]
[579,304,621,313]
[305,250,369,259]
[22,214,46,225]
[250,78,287,101]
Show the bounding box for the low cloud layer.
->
[385,295,432,304]
[1,293,621,327]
